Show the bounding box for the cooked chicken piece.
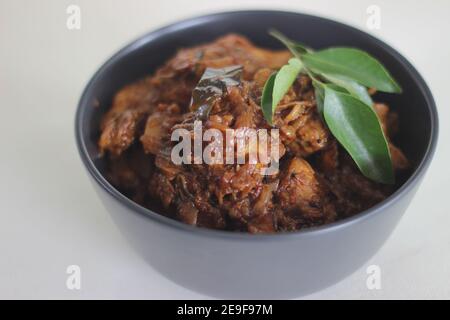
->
[277,157,335,222]
[318,140,339,174]
[99,78,157,155]
[100,78,156,127]
[99,106,149,155]
[149,172,176,209]
[140,104,181,155]
[292,115,330,157]
[248,214,275,234]
[247,181,279,233]
[217,164,264,201]
[390,144,410,170]
[177,201,198,225]
[157,34,290,84]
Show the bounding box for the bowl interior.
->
[77,11,436,222]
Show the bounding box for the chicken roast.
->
[98,34,409,233]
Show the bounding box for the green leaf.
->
[323,73,373,106]
[323,87,394,184]
[269,29,311,57]
[324,83,347,93]
[261,58,303,125]
[261,72,277,125]
[273,58,303,107]
[314,81,347,116]
[313,82,325,114]
[302,48,402,93]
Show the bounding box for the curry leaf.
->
[323,87,394,184]
[262,30,400,184]
[191,65,243,120]
[302,48,402,93]
[314,82,325,114]
[323,73,373,106]
[273,58,303,107]
[324,83,347,93]
[261,72,277,125]
[314,81,349,115]
[261,58,303,125]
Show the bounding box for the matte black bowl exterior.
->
[75,11,438,298]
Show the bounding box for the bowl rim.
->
[75,9,439,241]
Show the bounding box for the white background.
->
[0,0,449,299]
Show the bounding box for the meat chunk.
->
[177,201,198,225]
[174,34,291,79]
[149,173,176,209]
[140,104,181,155]
[277,157,335,223]
[99,107,149,155]
[290,115,330,157]
[100,77,156,125]
[390,144,410,170]
[318,140,339,174]
[99,78,157,155]
[247,182,279,233]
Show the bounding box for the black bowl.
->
[75,10,438,298]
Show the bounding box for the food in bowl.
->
[98,33,410,233]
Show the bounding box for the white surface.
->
[0,0,449,299]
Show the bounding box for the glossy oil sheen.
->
[75,11,438,298]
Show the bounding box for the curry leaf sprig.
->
[261,58,303,124]
[261,30,402,184]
